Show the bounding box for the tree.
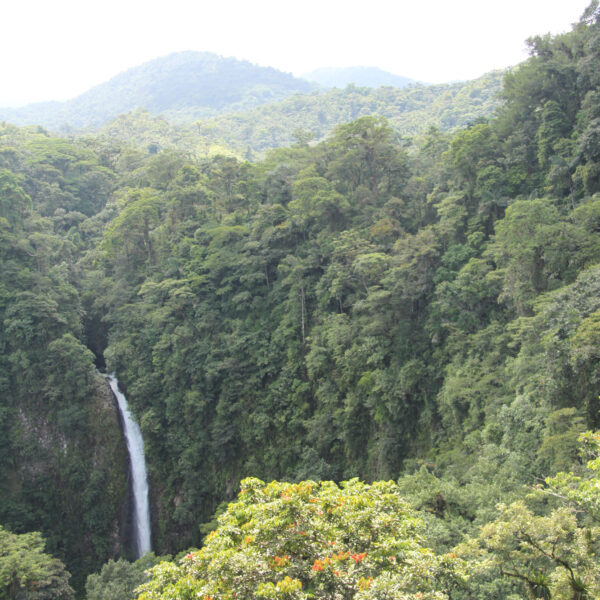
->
[458,432,600,600]
[86,554,166,600]
[546,430,600,525]
[0,527,74,600]
[0,169,31,227]
[457,502,597,600]
[445,123,499,200]
[536,100,571,169]
[488,198,592,314]
[137,478,462,600]
[101,188,162,277]
[325,116,407,198]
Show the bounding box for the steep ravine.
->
[0,372,131,592]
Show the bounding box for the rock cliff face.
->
[1,373,130,592]
[88,374,132,556]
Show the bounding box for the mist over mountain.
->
[0,51,316,130]
[302,66,420,88]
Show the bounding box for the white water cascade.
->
[107,374,152,557]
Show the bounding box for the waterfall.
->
[107,374,152,557]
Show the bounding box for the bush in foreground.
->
[137,478,462,600]
[0,526,74,600]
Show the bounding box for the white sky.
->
[0,0,592,106]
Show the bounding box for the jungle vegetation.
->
[1,3,600,598]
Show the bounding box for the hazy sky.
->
[1,0,592,106]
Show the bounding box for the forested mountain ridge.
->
[193,69,504,155]
[97,69,504,158]
[0,52,502,155]
[2,3,600,599]
[0,51,316,130]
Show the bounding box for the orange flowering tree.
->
[136,478,463,600]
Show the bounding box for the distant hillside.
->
[98,70,505,158]
[0,52,316,130]
[196,70,505,155]
[302,66,419,88]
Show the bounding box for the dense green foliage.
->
[0,526,74,600]
[97,70,503,158]
[457,431,600,599]
[93,3,600,558]
[194,70,503,156]
[2,4,600,597]
[0,52,315,130]
[137,478,462,600]
[85,554,167,600]
[138,433,600,599]
[0,126,129,592]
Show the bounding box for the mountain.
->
[0,51,316,130]
[302,66,419,88]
